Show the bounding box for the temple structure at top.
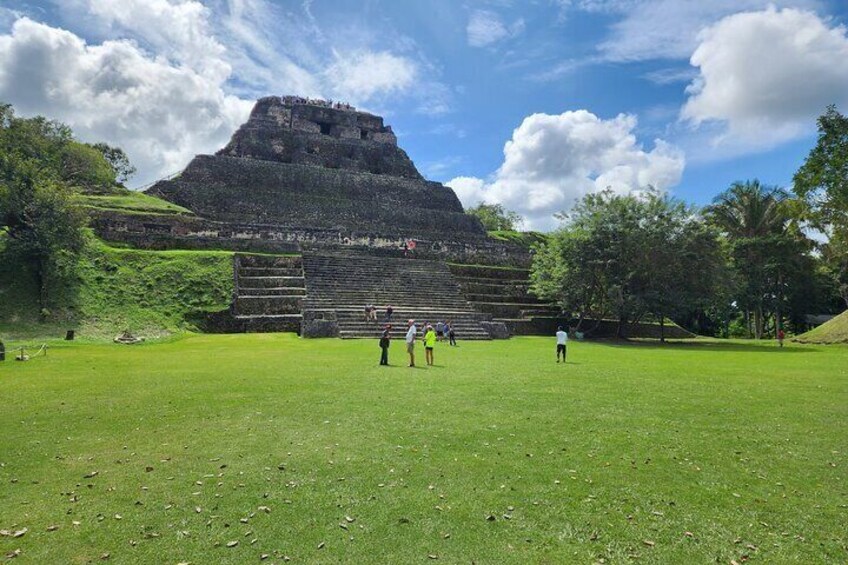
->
[145,95,488,243]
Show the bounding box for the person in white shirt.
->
[405,319,418,367]
[556,326,568,363]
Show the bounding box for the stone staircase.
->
[301,252,494,339]
[448,264,562,332]
[229,254,305,332]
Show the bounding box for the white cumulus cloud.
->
[447,110,685,231]
[0,1,440,185]
[0,17,252,186]
[326,50,417,102]
[681,6,848,150]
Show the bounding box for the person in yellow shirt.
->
[423,324,436,366]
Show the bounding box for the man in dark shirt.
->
[379,325,391,365]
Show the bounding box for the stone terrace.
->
[301,251,494,340]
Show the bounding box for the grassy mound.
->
[793,309,848,344]
[0,336,844,562]
[487,230,549,248]
[77,190,193,216]
[0,237,233,340]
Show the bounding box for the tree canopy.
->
[0,102,133,311]
[793,105,848,308]
[466,202,523,231]
[531,189,727,338]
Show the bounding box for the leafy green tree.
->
[532,189,726,338]
[467,202,523,231]
[92,142,136,186]
[793,105,848,308]
[706,180,817,338]
[0,102,127,311]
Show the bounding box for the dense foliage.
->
[793,105,848,308]
[531,189,727,339]
[0,102,131,312]
[467,202,523,231]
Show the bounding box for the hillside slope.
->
[0,236,233,340]
[794,310,848,344]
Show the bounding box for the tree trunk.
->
[37,256,49,314]
[617,316,627,339]
[659,315,665,343]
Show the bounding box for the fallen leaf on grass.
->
[84,471,99,479]
[5,549,21,559]
[643,540,655,547]
[428,554,439,559]
[46,525,59,532]
[100,552,110,560]
[317,542,325,549]
[226,541,239,548]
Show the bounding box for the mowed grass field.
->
[0,335,846,564]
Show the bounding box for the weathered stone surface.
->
[301,319,339,338]
[89,209,531,266]
[146,95,491,247]
[480,321,510,339]
[149,155,481,236]
[219,96,414,177]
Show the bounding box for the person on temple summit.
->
[379,325,391,366]
[423,324,437,366]
[556,326,568,363]
[405,319,417,367]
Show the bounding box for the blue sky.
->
[1,0,847,229]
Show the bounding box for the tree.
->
[92,142,136,186]
[706,180,817,338]
[793,105,848,308]
[531,189,726,338]
[466,202,523,231]
[0,102,127,311]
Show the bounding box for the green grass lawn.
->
[1,336,845,563]
[77,192,193,216]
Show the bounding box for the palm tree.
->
[706,180,790,339]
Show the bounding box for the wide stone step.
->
[458,281,531,294]
[464,293,544,304]
[239,287,307,296]
[240,276,305,288]
[239,267,304,277]
[235,296,304,315]
[239,255,302,268]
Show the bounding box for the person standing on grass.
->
[556,326,568,363]
[423,324,437,366]
[379,324,391,365]
[777,328,786,348]
[405,319,417,367]
[448,320,457,346]
[436,320,445,342]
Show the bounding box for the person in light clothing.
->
[405,319,417,367]
[556,326,568,363]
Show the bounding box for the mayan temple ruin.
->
[89,96,688,340]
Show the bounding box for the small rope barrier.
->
[11,344,48,361]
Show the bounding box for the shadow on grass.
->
[590,339,816,354]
